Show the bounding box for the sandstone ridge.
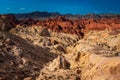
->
[0,15,120,80]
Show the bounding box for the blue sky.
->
[0,0,120,14]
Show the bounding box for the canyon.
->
[0,14,120,80]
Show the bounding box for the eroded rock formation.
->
[0,15,18,31]
[0,32,57,80]
[66,30,120,80]
[16,15,120,38]
[0,15,120,80]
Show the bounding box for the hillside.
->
[8,11,120,20]
[0,14,120,80]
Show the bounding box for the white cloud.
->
[19,8,25,10]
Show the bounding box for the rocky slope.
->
[0,15,120,80]
[0,15,18,31]
[66,30,120,80]
[10,25,79,55]
[16,15,120,37]
[39,16,120,32]
[36,30,120,80]
[0,31,57,80]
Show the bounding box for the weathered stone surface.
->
[0,14,120,80]
[0,32,57,80]
[37,16,85,37]
[10,25,79,48]
[39,28,50,37]
[36,16,120,37]
[65,30,120,80]
[0,15,17,31]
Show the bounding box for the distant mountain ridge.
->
[9,11,61,19]
[8,11,120,20]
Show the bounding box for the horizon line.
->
[0,11,120,15]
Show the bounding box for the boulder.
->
[39,28,50,37]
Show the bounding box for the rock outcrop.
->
[66,41,120,80]
[35,16,120,37]
[65,30,120,80]
[82,18,120,32]
[19,18,37,27]
[14,15,120,38]
[0,15,18,31]
[36,30,120,80]
[37,16,85,37]
[0,31,57,80]
[9,25,81,80]
[10,25,79,55]
[0,14,120,80]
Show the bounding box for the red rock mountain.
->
[15,15,120,38]
[36,16,120,36]
[0,14,120,80]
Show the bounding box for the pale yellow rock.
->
[23,77,32,80]
[9,25,120,80]
[66,31,120,80]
